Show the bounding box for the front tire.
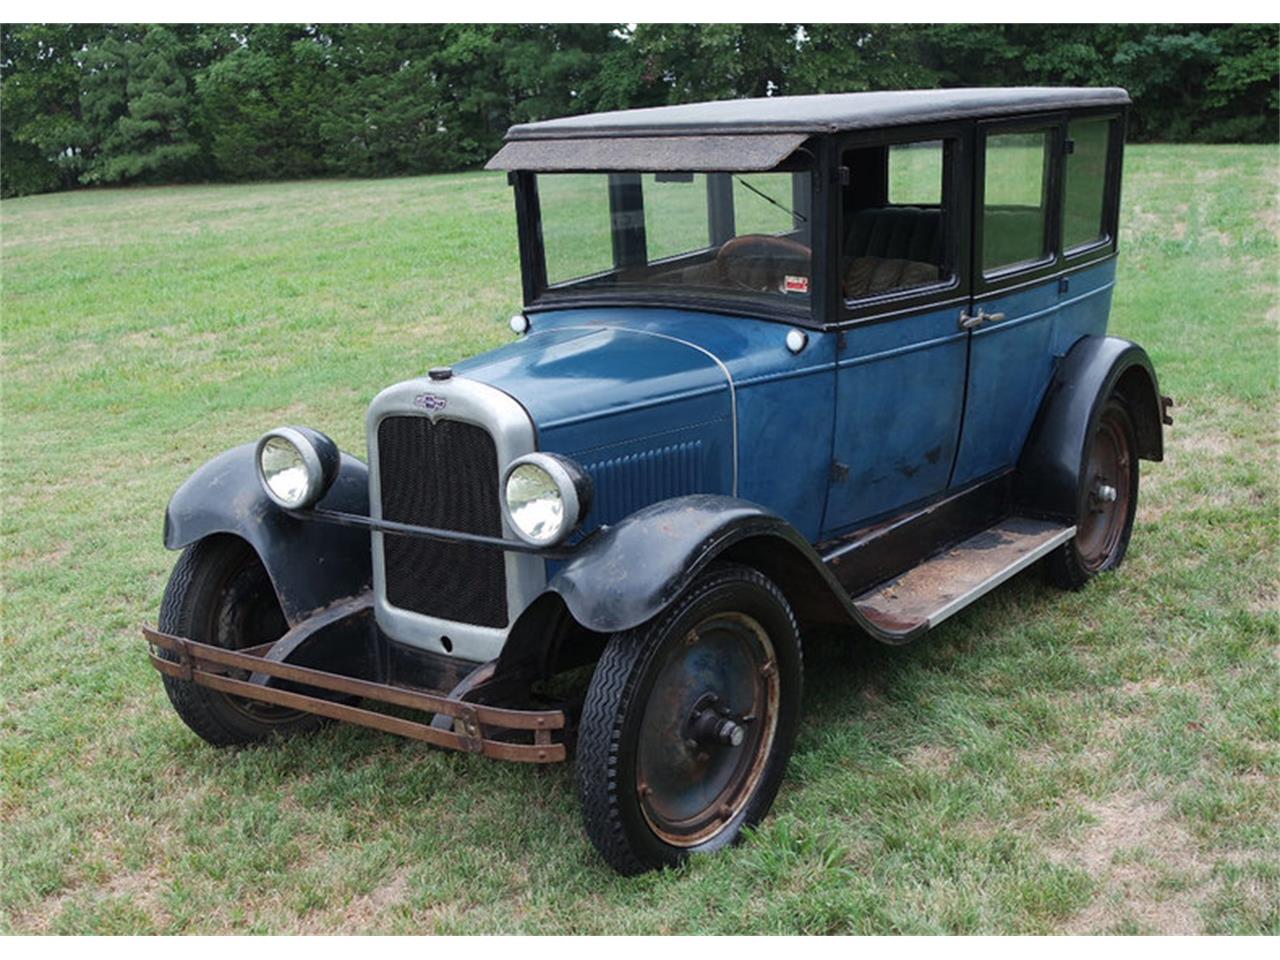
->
[158,536,323,746]
[575,564,802,875]
[1045,397,1140,590]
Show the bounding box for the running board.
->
[853,517,1076,636]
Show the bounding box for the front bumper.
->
[143,594,567,764]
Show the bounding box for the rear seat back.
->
[844,206,943,266]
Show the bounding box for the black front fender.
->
[545,495,907,642]
[164,443,371,624]
[1016,335,1166,521]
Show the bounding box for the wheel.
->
[575,563,802,875]
[1045,397,1139,590]
[158,536,324,746]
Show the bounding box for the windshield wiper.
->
[733,175,808,224]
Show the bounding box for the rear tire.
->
[1045,397,1139,590]
[158,536,324,746]
[575,564,802,875]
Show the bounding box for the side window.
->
[842,139,949,302]
[888,141,943,205]
[982,129,1052,273]
[1063,118,1112,252]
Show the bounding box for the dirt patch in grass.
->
[1053,792,1208,934]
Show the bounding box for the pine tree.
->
[91,26,200,183]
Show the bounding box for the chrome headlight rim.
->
[255,425,339,510]
[501,452,592,548]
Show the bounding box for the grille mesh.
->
[377,416,508,628]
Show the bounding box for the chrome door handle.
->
[958,309,1006,331]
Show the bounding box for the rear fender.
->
[164,444,372,624]
[1016,335,1166,521]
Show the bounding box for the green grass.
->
[2,145,1277,934]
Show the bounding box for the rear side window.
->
[888,140,943,205]
[1063,118,1112,251]
[982,129,1051,273]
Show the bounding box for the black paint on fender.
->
[1016,335,1165,522]
[545,494,922,644]
[163,444,372,625]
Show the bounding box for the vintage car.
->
[147,87,1172,875]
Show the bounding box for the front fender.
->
[1016,335,1166,521]
[164,443,371,624]
[546,495,908,641]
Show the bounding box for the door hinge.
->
[829,461,850,484]
[1064,138,1076,156]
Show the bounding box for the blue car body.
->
[160,86,1169,684]
[152,91,1171,872]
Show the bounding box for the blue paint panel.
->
[951,259,1117,487]
[458,306,837,543]
[824,307,968,535]
[1050,258,1115,356]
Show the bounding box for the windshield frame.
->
[511,147,834,329]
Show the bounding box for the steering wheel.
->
[714,234,812,292]
[716,234,812,263]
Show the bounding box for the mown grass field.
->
[2,145,1277,934]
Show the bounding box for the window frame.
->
[832,121,973,329]
[515,157,827,328]
[973,106,1126,299]
[1060,110,1125,264]
[974,114,1064,289]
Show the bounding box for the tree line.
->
[2,23,1276,198]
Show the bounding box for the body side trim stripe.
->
[837,329,968,369]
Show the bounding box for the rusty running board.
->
[853,516,1076,635]
[143,627,566,763]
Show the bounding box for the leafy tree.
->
[197,25,332,180]
[0,24,103,195]
[1,22,1276,198]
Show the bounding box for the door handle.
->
[958,309,1006,331]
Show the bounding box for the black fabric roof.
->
[500,87,1130,141]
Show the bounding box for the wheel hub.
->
[685,693,748,749]
[1089,476,1119,512]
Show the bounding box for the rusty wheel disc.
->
[1075,407,1133,572]
[212,561,298,725]
[634,612,780,848]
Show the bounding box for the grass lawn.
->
[1,145,1277,934]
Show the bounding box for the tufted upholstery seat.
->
[842,206,943,298]
[845,206,943,265]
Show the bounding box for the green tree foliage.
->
[2,22,1276,197]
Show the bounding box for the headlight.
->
[501,453,592,547]
[255,426,339,510]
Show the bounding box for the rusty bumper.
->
[143,626,566,763]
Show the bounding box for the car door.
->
[821,130,972,538]
[949,118,1066,488]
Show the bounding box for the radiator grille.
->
[376,416,508,628]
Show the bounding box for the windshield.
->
[534,170,813,310]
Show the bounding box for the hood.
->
[455,321,737,529]
[454,324,730,433]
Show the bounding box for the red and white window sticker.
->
[784,275,810,294]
